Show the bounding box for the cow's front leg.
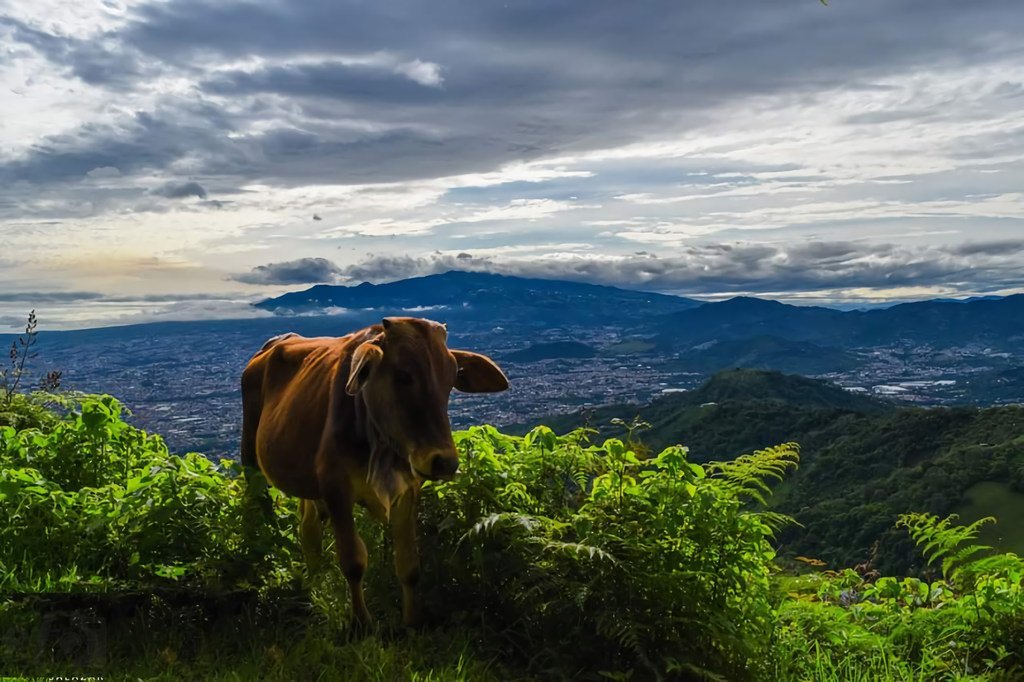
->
[322,490,372,628]
[391,488,421,627]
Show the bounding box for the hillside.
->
[528,369,891,452]
[657,297,850,346]
[677,336,862,375]
[959,366,1024,404]
[526,369,1024,572]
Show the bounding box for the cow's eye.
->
[394,369,414,386]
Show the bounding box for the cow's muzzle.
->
[413,451,459,480]
[430,453,459,478]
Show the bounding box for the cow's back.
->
[241,332,361,498]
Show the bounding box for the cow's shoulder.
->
[247,327,379,383]
[259,331,300,352]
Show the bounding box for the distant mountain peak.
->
[253,270,701,324]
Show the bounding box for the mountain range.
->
[255,270,700,325]
[256,271,1024,353]
[656,294,1024,351]
[3,271,1020,460]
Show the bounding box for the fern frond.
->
[706,443,800,504]
[757,510,800,536]
[460,512,540,544]
[526,537,618,564]
[897,513,997,582]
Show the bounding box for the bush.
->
[411,425,799,679]
[0,394,299,591]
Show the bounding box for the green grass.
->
[0,587,525,681]
[955,481,1024,555]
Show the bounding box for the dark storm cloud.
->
[202,62,443,103]
[232,258,344,285]
[337,240,1024,295]
[0,16,149,89]
[0,109,231,186]
[952,240,1024,256]
[151,180,208,199]
[4,0,1023,191]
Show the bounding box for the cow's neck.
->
[350,392,415,517]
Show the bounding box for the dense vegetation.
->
[534,369,1024,573]
[2,392,1023,680]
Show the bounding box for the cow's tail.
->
[240,357,276,524]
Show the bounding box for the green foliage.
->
[0,391,61,431]
[775,514,1024,680]
[0,394,299,591]
[411,425,800,679]
[1,394,1022,680]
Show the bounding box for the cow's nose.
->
[430,454,459,479]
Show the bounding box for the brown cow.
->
[240,317,508,627]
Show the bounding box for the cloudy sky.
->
[2,0,1023,328]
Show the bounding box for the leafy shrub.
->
[0,394,299,591]
[411,425,800,679]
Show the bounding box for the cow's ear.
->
[346,341,384,395]
[452,350,509,393]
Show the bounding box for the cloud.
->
[232,257,344,285]
[0,315,31,329]
[334,239,1024,297]
[2,0,1024,323]
[0,291,107,303]
[393,59,443,87]
[151,180,208,199]
[952,240,1024,256]
[85,166,122,179]
[201,59,445,102]
[6,0,1023,195]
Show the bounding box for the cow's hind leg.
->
[391,489,421,627]
[299,498,327,573]
[322,490,372,628]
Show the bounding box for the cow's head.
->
[345,317,508,481]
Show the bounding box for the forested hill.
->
[525,369,1024,573]
[526,368,892,454]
